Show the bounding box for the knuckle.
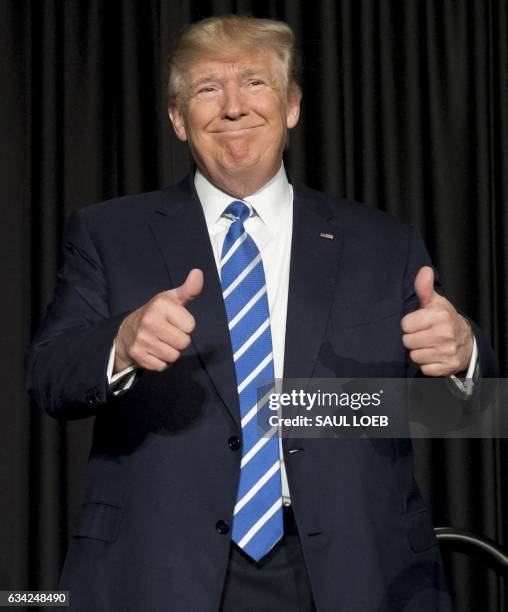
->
[138,317,154,337]
[437,343,450,358]
[151,294,167,310]
[437,326,453,342]
[442,330,454,343]
[433,310,444,323]
[443,321,455,336]
[440,309,452,324]
[136,331,151,347]
[129,346,142,363]
[140,316,156,333]
[145,299,158,315]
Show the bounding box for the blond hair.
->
[166,15,300,107]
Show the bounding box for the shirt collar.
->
[194,164,291,232]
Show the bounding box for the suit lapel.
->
[149,178,241,429]
[284,182,343,381]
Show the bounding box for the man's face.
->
[169,49,301,196]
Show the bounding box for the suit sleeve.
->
[25,209,130,420]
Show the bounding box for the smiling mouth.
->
[209,125,264,134]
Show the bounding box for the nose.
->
[221,82,247,120]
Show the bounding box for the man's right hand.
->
[114,269,204,373]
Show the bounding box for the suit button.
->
[216,520,230,535]
[85,388,102,406]
[228,436,241,451]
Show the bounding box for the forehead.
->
[188,50,281,83]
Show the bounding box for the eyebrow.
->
[189,66,269,90]
[189,74,221,91]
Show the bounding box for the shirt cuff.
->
[106,341,138,394]
[450,336,478,396]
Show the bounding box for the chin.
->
[220,156,261,172]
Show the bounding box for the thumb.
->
[414,266,435,308]
[172,269,204,305]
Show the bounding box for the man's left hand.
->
[401,266,474,376]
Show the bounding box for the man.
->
[27,15,496,612]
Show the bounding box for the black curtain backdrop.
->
[1,1,507,610]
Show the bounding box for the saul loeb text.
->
[266,389,389,429]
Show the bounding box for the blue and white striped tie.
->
[220,200,283,561]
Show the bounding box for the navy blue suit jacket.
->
[27,176,495,611]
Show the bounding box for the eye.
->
[195,85,220,99]
[248,79,265,88]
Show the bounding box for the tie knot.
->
[224,200,250,223]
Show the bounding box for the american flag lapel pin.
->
[320,232,334,240]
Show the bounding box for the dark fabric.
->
[1,1,506,611]
[220,515,316,612]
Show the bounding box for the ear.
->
[168,105,188,142]
[286,88,301,129]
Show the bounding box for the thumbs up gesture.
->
[114,269,204,373]
[401,266,474,376]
